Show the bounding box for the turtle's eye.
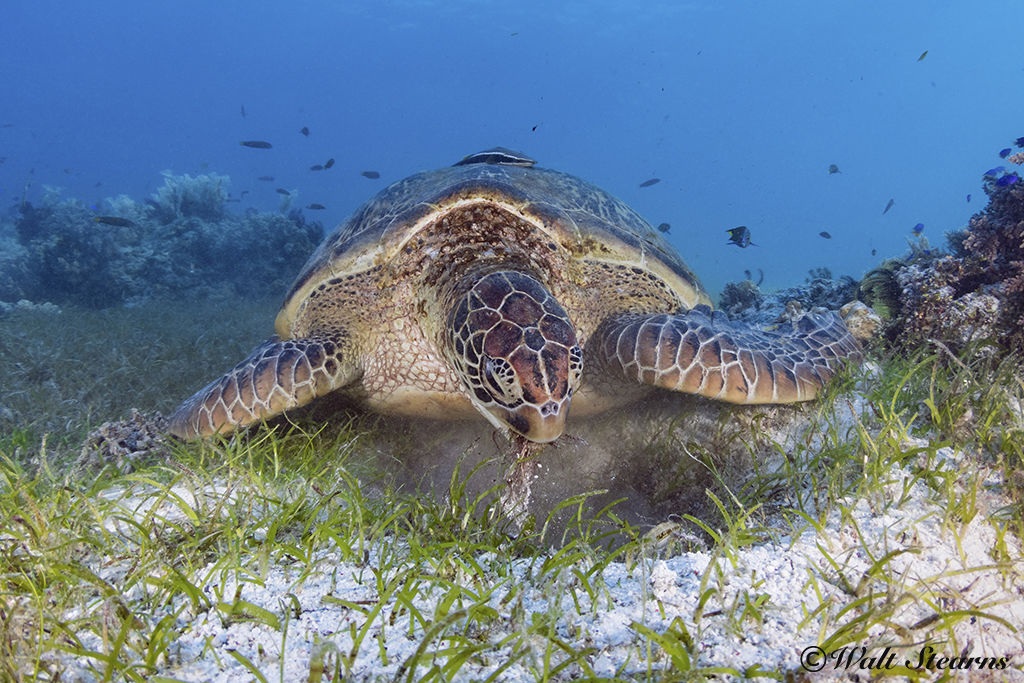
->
[482,355,518,401]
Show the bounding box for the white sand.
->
[49,427,1022,682]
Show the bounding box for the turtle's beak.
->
[491,396,571,443]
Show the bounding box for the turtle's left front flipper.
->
[593,305,862,404]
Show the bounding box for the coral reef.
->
[880,168,1024,354]
[6,172,323,308]
[718,268,859,326]
[0,227,30,303]
[799,268,859,310]
[718,279,762,315]
[149,170,230,223]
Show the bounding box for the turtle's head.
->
[445,271,582,443]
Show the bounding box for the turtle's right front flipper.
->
[168,337,360,439]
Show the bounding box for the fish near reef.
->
[300,126,310,136]
[94,216,134,227]
[828,164,840,174]
[818,231,832,239]
[275,188,290,195]
[638,178,660,188]
[996,173,1020,187]
[310,164,324,171]
[657,222,670,233]
[882,198,895,215]
[167,147,862,448]
[240,140,273,149]
[726,225,755,248]
[1000,148,1012,159]
[361,171,380,179]
[324,158,335,169]
[912,223,924,235]
[306,203,326,210]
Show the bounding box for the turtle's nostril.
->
[538,401,560,418]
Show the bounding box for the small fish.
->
[996,173,1020,187]
[828,164,840,174]
[818,231,832,239]
[983,166,1005,178]
[257,175,275,181]
[361,171,380,179]
[912,222,924,235]
[871,248,877,256]
[882,198,895,214]
[306,203,326,210]
[324,158,335,169]
[1000,148,1012,159]
[240,140,272,149]
[966,194,971,203]
[917,50,928,61]
[1017,136,1024,148]
[638,178,660,188]
[744,269,752,280]
[309,164,324,171]
[275,188,290,195]
[300,126,310,136]
[656,222,670,233]
[241,104,246,118]
[94,216,133,227]
[726,225,754,248]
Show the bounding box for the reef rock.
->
[839,300,882,342]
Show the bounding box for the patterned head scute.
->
[446,271,582,443]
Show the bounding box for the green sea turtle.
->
[168,150,862,442]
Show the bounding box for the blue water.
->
[2,0,1021,297]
